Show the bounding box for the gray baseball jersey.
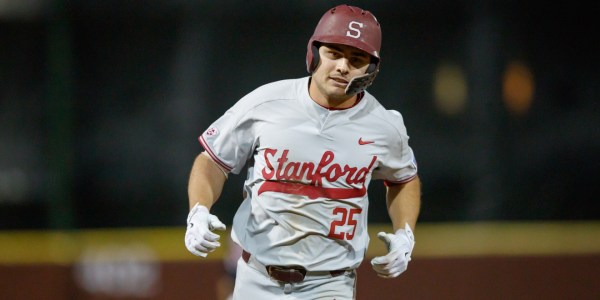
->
[200,76,417,271]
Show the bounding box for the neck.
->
[308,80,357,109]
[316,95,357,109]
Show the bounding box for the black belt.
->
[242,250,346,283]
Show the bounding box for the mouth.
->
[329,76,349,87]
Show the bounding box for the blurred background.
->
[0,0,599,299]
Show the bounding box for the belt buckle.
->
[267,265,307,283]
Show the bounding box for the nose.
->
[336,58,350,75]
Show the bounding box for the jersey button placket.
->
[283,282,293,294]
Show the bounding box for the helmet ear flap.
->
[309,42,321,72]
[366,60,378,74]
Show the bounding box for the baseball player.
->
[185,4,421,299]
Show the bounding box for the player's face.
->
[309,43,371,107]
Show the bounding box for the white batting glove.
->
[370,223,415,278]
[185,203,226,257]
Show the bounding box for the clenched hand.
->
[185,203,226,257]
[370,223,415,278]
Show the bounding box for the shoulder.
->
[230,77,308,112]
[256,77,307,94]
[362,92,408,134]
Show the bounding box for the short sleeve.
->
[372,110,418,184]
[199,100,257,175]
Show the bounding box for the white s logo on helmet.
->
[346,21,364,39]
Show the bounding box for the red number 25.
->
[328,207,362,240]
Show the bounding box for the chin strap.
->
[345,69,379,95]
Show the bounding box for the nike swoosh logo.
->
[358,138,375,145]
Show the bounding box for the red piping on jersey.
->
[258,181,367,200]
[384,174,418,187]
[199,136,233,172]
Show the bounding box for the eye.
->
[327,50,342,59]
[350,56,369,68]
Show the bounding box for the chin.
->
[328,84,347,94]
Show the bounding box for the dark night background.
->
[0,0,598,230]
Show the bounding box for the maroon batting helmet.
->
[306,5,382,74]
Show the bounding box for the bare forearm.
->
[188,152,227,210]
[386,176,421,231]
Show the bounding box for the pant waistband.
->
[241,250,347,283]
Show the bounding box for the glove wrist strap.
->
[395,223,415,244]
[187,203,209,222]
